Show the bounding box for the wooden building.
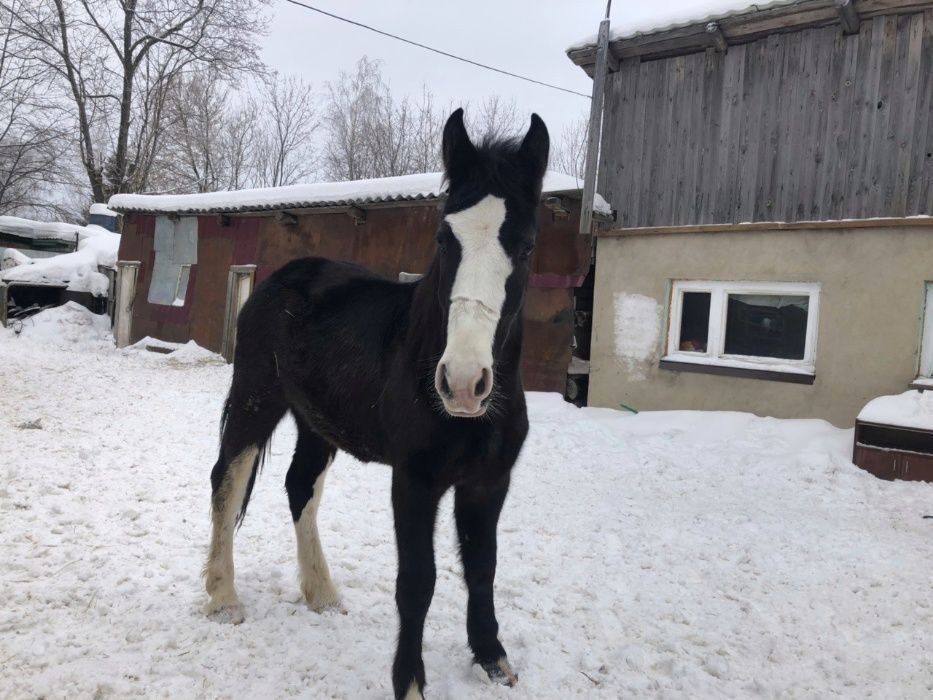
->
[568,0,933,426]
[109,172,611,396]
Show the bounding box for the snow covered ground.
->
[2,308,933,699]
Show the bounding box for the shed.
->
[569,0,933,426]
[109,172,611,397]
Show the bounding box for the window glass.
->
[148,216,197,306]
[678,291,711,352]
[724,294,808,360]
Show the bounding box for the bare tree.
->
[322,57,385,181]
[152,69,236,193]
[252,74,319,188]
[551,114,587,180]
[0,0,71,216]
[2,0,270,202]
[466,96,525,140]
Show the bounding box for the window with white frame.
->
[919,283,933,379]
[664,281,820,376]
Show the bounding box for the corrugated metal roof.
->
[108,171,612,216]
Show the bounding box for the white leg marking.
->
[403,681,424,700]
[295,460,341,612]
[204,445,258,622]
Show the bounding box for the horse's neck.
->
[405,256,447,363]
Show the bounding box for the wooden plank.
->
[753,34,786,221]
[698,49,726,224]
[850,17,885,218]
[597,217,933,237]
[609,63,635,227]
[634,58,662,226]
[736,39,765,222]
[817,29,855,219]
[797,26,834,220]
[907,10,933,213]
[716,44,745,222]
[685,51,708,227]
[660,54,687,227]
[869,15,900,215]
[891,13,923,214]
[776,29,806,221]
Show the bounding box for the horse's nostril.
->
[440,371,453,398]
[474,368,491,398]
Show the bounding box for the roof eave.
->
[567,0,933,76]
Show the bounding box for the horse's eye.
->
[518,243,534,261]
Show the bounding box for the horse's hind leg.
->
[285,422,341,611]
[205,389,286,623]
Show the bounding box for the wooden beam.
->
[834,0,861,34]
[597,217,933,237]
[706,21,729,52]
[346,206,366,225]
[544,195,571,220]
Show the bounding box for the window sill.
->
[659,358,816,385]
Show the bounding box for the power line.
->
[281,0,591,99]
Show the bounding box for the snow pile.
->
[6,301,112,349]
[2,334,933,697]
[0,214,111,244]
[0,228,120,295]
[125,336,225,365]
[88,203,119,218]
[108,170,612,216]
[1,247,32,270]
[859,390,933,430]
[568,0,799,50]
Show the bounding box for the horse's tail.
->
[212,387,278,529]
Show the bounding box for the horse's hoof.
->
[207,604,245,625]
[480,657,518,687]
[309,599,347,615]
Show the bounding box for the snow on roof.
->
[89,203,119,218]
[567,0,801,52]
[107,170,612,216]
[1,228,120,295]
[858,390,933,431]
[0,215,110,244]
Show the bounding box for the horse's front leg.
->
[455,473,517,687]
[391,468,441,700]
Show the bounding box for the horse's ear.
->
[519,113,550,186]
[442,108,476,179]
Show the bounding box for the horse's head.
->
[433,108,549,418]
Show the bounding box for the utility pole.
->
[579,1,612,235]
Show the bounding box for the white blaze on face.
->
[438,195,511,414]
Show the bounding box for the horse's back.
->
[234,256,412,461]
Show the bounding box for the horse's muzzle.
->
[435,361,493,417]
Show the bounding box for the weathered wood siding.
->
[600,10,933,227]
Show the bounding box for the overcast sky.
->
[262,0,738,142]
